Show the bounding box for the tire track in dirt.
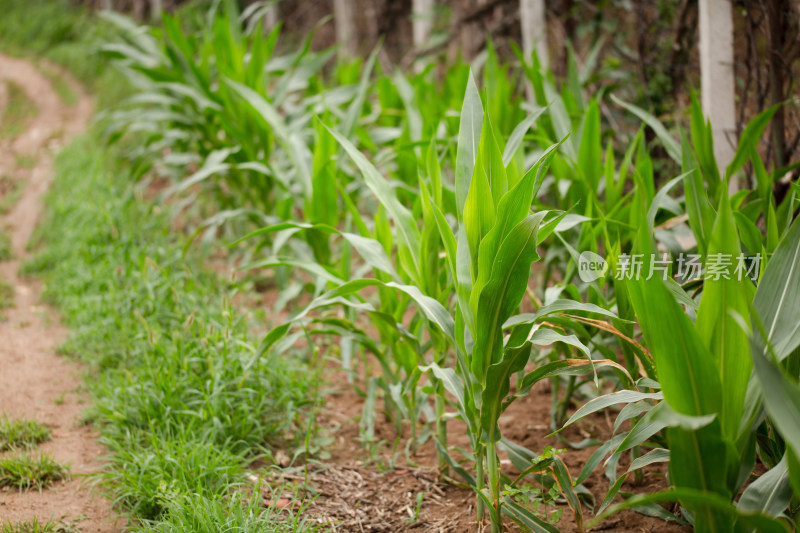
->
[0,55,120,531]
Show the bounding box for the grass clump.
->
[1,517,81,533]
[28,133,318,521]
[0,453,69,491]
[0,81,38,140]
[0,278,13,320]
[0,416,52,451]
[134,491,328,533]
[0,231,11,261]
[0,176,24,215]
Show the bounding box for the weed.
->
[0,278,14,319]
[0,453,69,491]
[0,517,82,533]
[134,491,330,533]
[0,176,24,215]
[0,232,12,261]
[0,416,52,451]
[0,81,38,140]
[29,133,317,521]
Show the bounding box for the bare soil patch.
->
[265,364,690,533]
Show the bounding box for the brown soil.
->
[0,55,120,531]
[261,357,690,533]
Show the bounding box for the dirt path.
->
[0,55,119,531]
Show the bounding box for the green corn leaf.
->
[232,221,398,279]
[627,448,670,473]
[552,457,583,532]
[611,94,681,162]
[725,104,780,180]
[577,99,602,192]
[737,453,792,519]
[504,299,617,329]
[463,160,496,272]
[225,78,313,198]
[480,341,532,441]
[502,107,547,167]
[590,489,788,533]
[420,363,467,418]
[475,112,508,212]
[751,338,800,464]
[473,143,561,300]
[695,190,754,440]
[517,359,632,399]
[325,125,422,279]
[455,72,483,216]
[240,257,345,286]
[615,400,717,455]
[471,213,544,379]
[682,153,716,255]
[341,48,379,139]
[561,390,663,431]
[575,434,626,486]
[752,218,800,362]
[502,499,561,533]
[627,259,722,417]
[529,328,592,359]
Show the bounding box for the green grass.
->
[0,81,38,140]
[1,517,82,533]
[0,453,69,491]
[134,491,330,533]
[0,416,52,451]
[27,132,319,525]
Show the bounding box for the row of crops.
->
[99,3,800,531]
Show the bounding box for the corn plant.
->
[561,98,800,531]
[244,72,642,532]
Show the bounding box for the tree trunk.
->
[333,0,357,58]
[263,2,279,35]
[519,0,547,68]
[766,0,787,170]
[699,0,737,191]
[150,0,162,22]
[412,0,435,47]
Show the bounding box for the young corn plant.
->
[249,72,634,532]
[565,102,800,530]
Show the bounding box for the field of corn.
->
[1,0,799,532]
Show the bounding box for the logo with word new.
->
[578,251,608,282]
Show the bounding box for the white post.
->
[333,0,357,58]
[101,0,112,10]
[412,0,435,48]
[263,2,279,34]
[150,0,162,21]
[520,0,547,69]
[699,0,736,191]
